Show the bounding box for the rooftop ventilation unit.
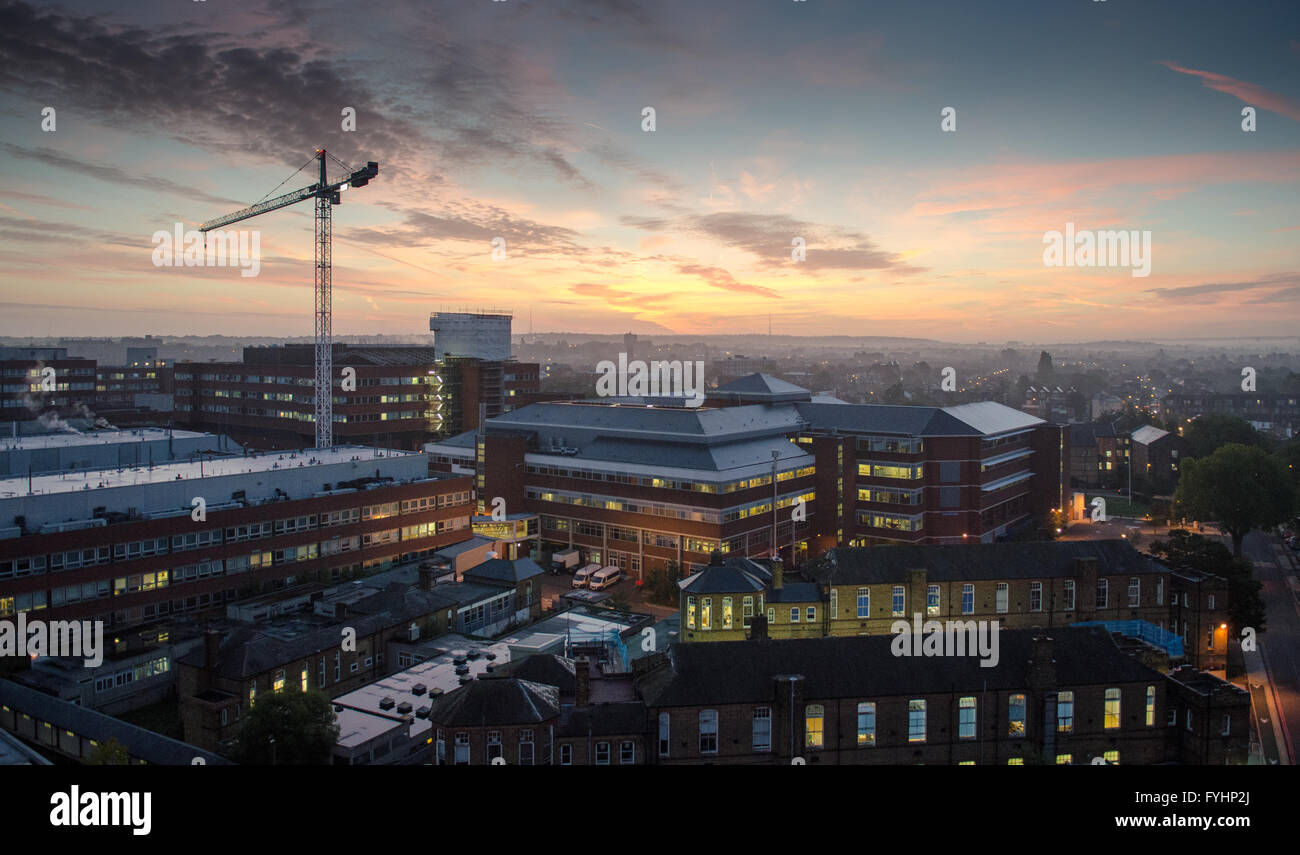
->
[415,705,431,719]
[411,683,427,696]
[454,664,470,676]
[378,697,396,710]
[396,701,413,715]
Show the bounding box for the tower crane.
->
[198,149,379,449]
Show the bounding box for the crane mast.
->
[197,150,378,450]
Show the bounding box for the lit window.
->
[722,597,733,630]
[1055,754,1073,765]
[686,596,696,630]
[1008,694,1026,736]
[1057,691,1074,733]
[1104,688,1121,729]
[857,702,875,746]
[1007,757,1023,765]
[805,704,824,749]
[701,598,712,630]
[927,585,940,616]
[1103,750,1119,765]
[1145,686,1155,726]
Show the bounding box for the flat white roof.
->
[0,446,416,498]
[332,636,512,749]
[0,428,213,451]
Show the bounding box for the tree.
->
[1148,530,1265,634]
[1183,413,1265,459]
[1035,351,1054,384]
[642,561,680,607]
[1174,443,1296,556]
[87,738,130,765]
[882,382,906,404]
[234,687,340,765]
[1276,439,1300,505]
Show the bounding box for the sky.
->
[0,0,1297,343]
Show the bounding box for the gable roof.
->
[644,627,1161,708]
[427,678,559,726]
[808,539,1167,586]
[464,557,545,586]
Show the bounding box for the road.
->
[1244,530,1299,764]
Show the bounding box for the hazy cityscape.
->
[1,0,1296,837]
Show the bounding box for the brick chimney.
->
[772,562,784,591]
[203,629,221,671]
[418,565,437,591]
[575,657,591,708]
[1028,635,1056,691]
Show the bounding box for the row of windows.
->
[661,687,1158,756]
[524,463,815,496]
[830,576,1170,619]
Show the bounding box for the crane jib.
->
[192,151,377,450]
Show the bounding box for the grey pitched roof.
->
[766,582,821,603]
[427,678,560,726]
[465,557,545,586]
[795,400,1042,438]
[680,564,767,595]
[1069,422,1118,446]
[808,539,1167,586]
[1131,425,1170,446]
[643,627,1162,708]
[509,654,577,694]
[0,679,230,765]
[709,373,813,404]
[558,702,648,737]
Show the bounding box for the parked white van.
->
[572,564,601,589]
[588,566,623,591]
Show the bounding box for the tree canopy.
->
[1174,443,1295,556]
[234,687,340,765]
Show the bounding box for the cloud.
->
[2,144,244,209]
[1160,61,1300,122]
[622,210,923,273]
[675,263,782,298]
[1145,274,1299,302]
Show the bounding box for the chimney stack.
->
[575,657,591,708]
[1028,635,1056,691]
[418,565,437,591]
[203,629,221,671]
[750,611,770,642]
[773,562,784,591]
